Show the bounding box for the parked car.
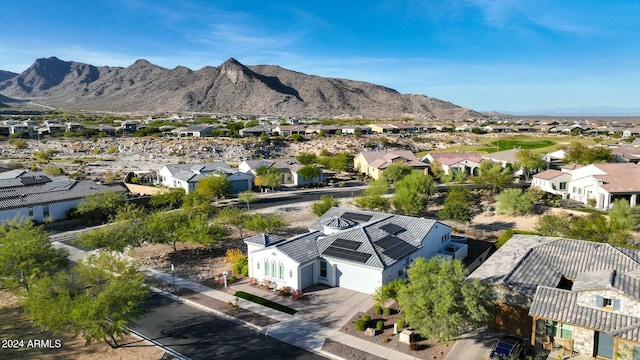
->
[489,335,525,359]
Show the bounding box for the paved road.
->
[130,293,327,360]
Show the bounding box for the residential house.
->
[273,125,306,136]
[622,128,640,137]
[0,170,126,223]
[173,124,217,137]
[422,152,483,176]
[470,234,640,359]
[239,158,324,187]
[612,145,640,164]
[245,207,460,294]
[97,124,117,136]
[368,123,397,134]
[542,149,568,170]
[481,148,543,179]
[469,235,640,359]
[239,125,272,137]
[65,123,84,132]
[354,151,428,180]
[119,121,138,132]
[340,125,371,135]
[157,162,253,194]
[531,170,572,198]
[305,125,341,135]
[565,163,640,209]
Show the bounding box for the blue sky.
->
[2,0,640,115]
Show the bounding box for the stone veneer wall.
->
[572,326,594,356]
[576,289,640,318]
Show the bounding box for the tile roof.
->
[533,169,566,180]
[0,180,126,210]
[244,233,286,246]
[358,151,426,170]
[425,152,482,166]
[590,163,640,193]
[529,286,640,342]
[481,148,520,163]
[273,231,321,264]
[163,161,242,183]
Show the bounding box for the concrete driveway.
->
[445,328,510,360]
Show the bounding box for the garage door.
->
[300,263,314,289]
[229,180,249,193]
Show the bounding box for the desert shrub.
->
[43,165,63,176]
[376,320,384,331]
[224,248,245,263]
[384,307,391,315]
[397,318,405,328]
[232,256,248,275]
[278,286,293,297]
[355,319,367,331]
[374,304,382,315]
[362,314,371,323]
[241,263,248,277]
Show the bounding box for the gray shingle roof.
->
[530,286,640,341]
[244,233,285,247]
[497,237,640,298]
[0,180,125,210]
[264,207,440,268]
[164,161,241,183]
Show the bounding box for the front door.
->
[596,331,614,359]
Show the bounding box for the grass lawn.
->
[477,138,555,153]
[234,290,297,315]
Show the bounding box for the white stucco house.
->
[157,161,253,194]
[421,152,483,176]
[531,169,573,198]
[244,207,464,294]
[0,170,127,223]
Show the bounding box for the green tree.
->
[244,214,288,233]
[393,172,436,215]
[496,188,534,215]
[311,195,339,217]
[0,218,69,292]
[472,161,514,194]
[564,142,614,165]
[74,203,147,252]
[216,207,249,236]
[296,152,318,165]
[397,257,494,342]
[76,191,127,220]
[298,165,322,184]
[355,178,390,212]
[535,214,571,237]
[148,188,185,209]
[196,175,231,199]
[608,199,640,232]
[516,149,545,181]
[144,211,188,251]
[438,186,475,224]
[372,279,405,305]
[181,192,216,217]
[238,190,258,210]
[255,166,282,192]
[23,251,149,348]
[382,164,413,184]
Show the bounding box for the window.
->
[272,261,276,278]
[43,205,49,218]
[28,207,33,217]
[559,182,567,190]
[320,260,327,278]
[545,320,558,337]
[264,260,270,276]
[596,296,620,310]
[279,263,285,280]
[560,323,574,339]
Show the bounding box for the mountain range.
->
[0,57,484,119]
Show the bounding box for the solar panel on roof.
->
[331,238,361,251]
[341,211,373,223]
[323,246,371,263]
[375,235,403,250]
[383,242,417,260]
[380,223,406,235]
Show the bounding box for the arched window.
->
[279,262,285,280]
[272,261,276,278]
[264,260,269,276]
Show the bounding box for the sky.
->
[2,0,640,115]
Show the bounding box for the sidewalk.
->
[52,241,418,360]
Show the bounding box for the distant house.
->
[119,121,138,132]
[273,125,306,136]
[239,158,324,187]
[469,234,640,358]
[612,145,640,164]
[245,207,459,294]
[340,125,371,135]
[422,152,482,176]
[354,151,428,180]
[622,127,640,137]
[565,163,640,209]
[368,124,397,134]
[0,170,126,223]
[239,125,272,137]
[65,123,84,132]
[173,124,217,137]
[157,162,253,194]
